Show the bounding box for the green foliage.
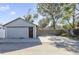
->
[24,14,33,22]
[38,18,49,28]
[63,24,72,29]
[24,9,38,22]
[33,14,38,19]
[37,3,79,30]
[62,4,74,18]
[61,4,77,29]
[37,3,63,30]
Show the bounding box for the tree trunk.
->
[72,15,75,29]
[51,15,56,30]
[72,5,76,29]
[53,19,56,30]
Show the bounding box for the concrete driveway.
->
[0,36,79,55]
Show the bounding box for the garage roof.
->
[3,17,36,26]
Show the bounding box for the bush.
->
[52,30,63,36]
[73,28,79,35]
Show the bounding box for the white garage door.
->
[6,28,28,39]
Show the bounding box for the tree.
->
[38,18,50,28]
[37,3,79,30]
[62,3,79,29]
[24,14,33,22]
[24,9,38,22]
[37,3,63,30]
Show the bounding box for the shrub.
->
[73,28,79,35]
[52,30,63,36]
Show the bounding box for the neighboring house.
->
[3,17,37,39]
[0,24,3,29]
[0,24,5,38]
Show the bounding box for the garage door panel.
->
[6,28,28,39]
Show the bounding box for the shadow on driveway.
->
[49,36,79,54]
[0,38,42,53]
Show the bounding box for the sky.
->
[0,3,79,25]
[0,3,39,25]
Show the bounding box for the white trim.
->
[27,28,29,38]
[33,26,36,38]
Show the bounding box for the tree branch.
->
[75,13,79,16]
[67,19,73,28]
[75,7,79,11]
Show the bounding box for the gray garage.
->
[3,18,36,39]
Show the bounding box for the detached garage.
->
[3,18,36,39]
